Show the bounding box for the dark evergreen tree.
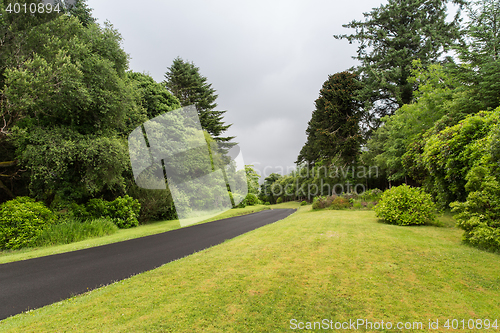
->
[67,0,96,27]
[163,57,234,144]
[334,0,465,134]
[454,0,500,111]
[297,71,363,166]
[459,0,500,65]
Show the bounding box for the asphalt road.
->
[0,208,295,321]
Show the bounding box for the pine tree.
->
[334,0,465,134]
[163,57,234,144]
[297,72,363,165]
[67,0,96,27]
[459,0,500,64]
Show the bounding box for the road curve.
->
[0,208,295,320]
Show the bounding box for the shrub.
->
[329,197,351,210]
[276,197,283,204]
[374,185,437,226]
[300,201,307,206]
[244,193,260,206]
[359,188,383,202]
[0,197,56,250]
[107,195,141,228]
[450,166,500,251]
[71,195,141,229]
[35,217,118,246]
[352,201,363,210]
[264,202,270,205]
[312,196,327,209]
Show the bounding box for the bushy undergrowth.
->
[374,184,437,226]
[0,197,56,250]
[73,195,141,228]
[35,217,118,247]
[359,188,383,202]
[450,165,500,252]
[312,196,350,210]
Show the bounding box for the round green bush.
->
[276,197,283,204]
[300,201,307,206]
[244,193,260,206]
[329,196,350,210]
[0,197,56,249]
[374,185,437,226]
[107,195,141,228]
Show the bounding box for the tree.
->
[297,71,363,165]
[334,0,464,133]
[454,0,500,111]
[259,173,282,204]
[127,72,180,119]
[366,61,468,182]
[459,0,500,64]
[245,165,260,195]
[67,0,96,27]
[0,13,142,204]
[163,57,234,144]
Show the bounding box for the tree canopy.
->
[334,0,464,132]
[164,57,234,144]
[297,72,363,166]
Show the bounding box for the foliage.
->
[366,61,471,181]
[312,195,350,210]
[358,188,383,202]
[127,71,180,119]
[458,0,500,65]
[15,128,129,203]
[244,193,260,206]
[245,165,260,194]
[334,0,464,131]
[0,196,56,249]
[421,110,500,207]
[300,201,307,206]
[67,0,97,27]
[297,72,363,165]
[449,121,500,251]
[0,12,149,204]
[259,173,282,204]
[164,57,234,144]
[276,197,283,204]
[374,185,437,226]
[74,195,141,228]
[34,217,118,247]
[330,197,351,210]
[127,186,177,223]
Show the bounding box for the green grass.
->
[0,204,274,264]
[1,206,499,332]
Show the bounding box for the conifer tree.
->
[297,72,363,165]
[334,0,465,133]
[164,57,234,144]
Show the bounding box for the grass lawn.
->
[1,205,499,332]
[0,204,276,264]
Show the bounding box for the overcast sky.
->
[86,0,387,179]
